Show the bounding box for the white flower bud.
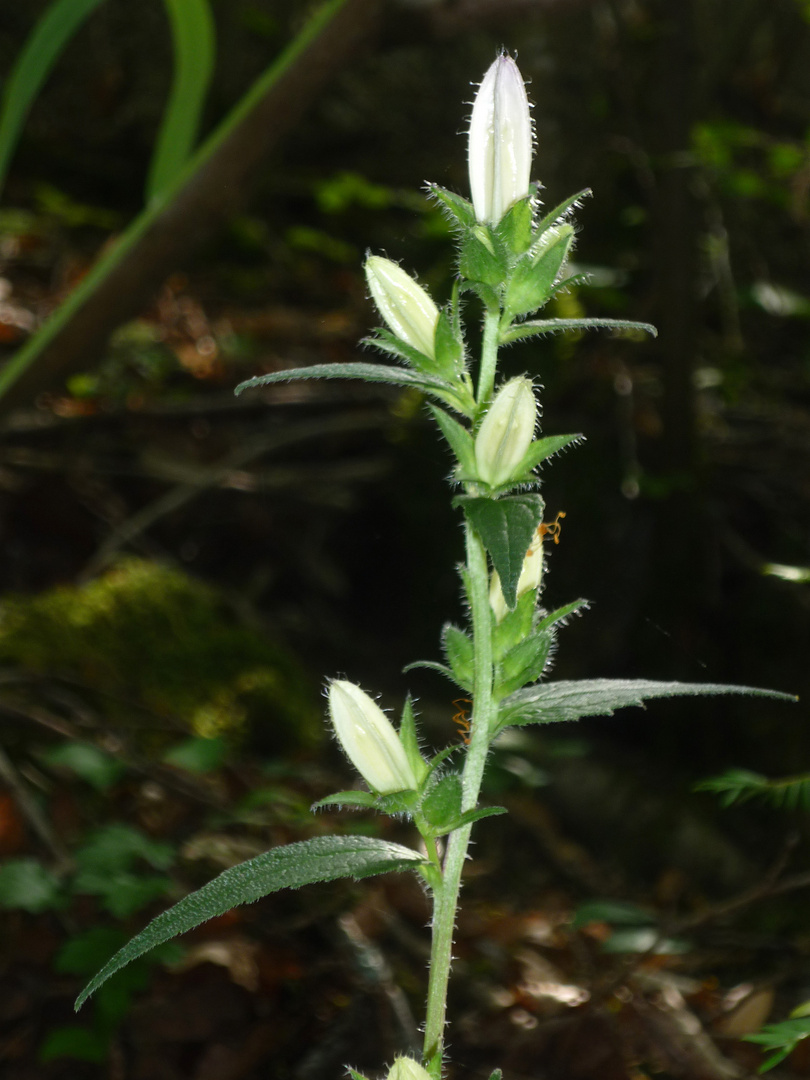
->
[328,680,419,795]
[468,54,533,226]
[386,1057,433,1080]
[474,376,537,487]
[365,256,439,359]
[489,530,544,622]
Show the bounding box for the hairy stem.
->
[476,307,502,409]
[422,520,496,1071]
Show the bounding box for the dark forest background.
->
[0,1,809,1078]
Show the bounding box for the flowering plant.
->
[75,54,792,1079]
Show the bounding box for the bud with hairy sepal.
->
[328,680,420,795]
[365,256,439,361]
[474,376,537,488]
[468,54,533,226]
[387,1057,434,1080]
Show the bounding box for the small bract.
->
[468,53,533,226]
[475,376,537,487]
[328,680,419,795]
[365,255,439,359]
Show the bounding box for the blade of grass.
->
[146,0,216,203]
[0,0,107,201]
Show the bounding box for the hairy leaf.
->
[502,317,658,346]
[497,678,796,732]
[455,495,545,610]
[76,835,425,1009]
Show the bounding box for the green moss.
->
[0,559,319,750]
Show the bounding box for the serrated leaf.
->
[234,361,474,418]
[497,678,796,733]
[75,835,425,1009]
[459,228,507,287]
[441,623,475,692]
[455,495,545,610]
[495,629,554,698]
[311,790,379,811]
[427,184,477,228]
[421,773,462,829]
[501,317,658,346]
[516,432,583,475]
[428,405,476,477]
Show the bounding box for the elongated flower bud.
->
[468,54,533,226]
[387,1058,433,1080]
[489,530,544,622]
[475,376,537,487]
[328,680,419,795]
[365,256,439,359]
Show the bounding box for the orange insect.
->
[452,698,472,744]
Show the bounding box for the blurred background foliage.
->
[0,0,809,1077]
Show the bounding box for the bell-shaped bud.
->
[365,256,439,359]
[474,376,537,487]
[386,1057,433,1080]
[468,54,533,226]
[489,529,544,622]
[328,680,419,795]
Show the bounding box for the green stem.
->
[476,307,502,409]
[422,520,496,1071]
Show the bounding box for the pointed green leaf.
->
[455,495,545,610]
[400,696,430,786]
[493,589,537,661]
[487,1071,504,1080]
[536,598,590,633]
[497,678,796,733]
[365,327,437,372]
[421,773,462,829]
[495,196,533,255]
[503,228,573,319]
[427,744,463,774]
[427,184,477,229]
[495,629,554,698]
[502,317,658,346]
[441,623,475,692]
[442,805,507,834]
[516,433,584,475]
[311,790,379,811]
[434,309,465,380]
[459,227,507,287]
[402,659,461,687]
[428,405,476,477]
[75,835,425,1010]
[534,188,592,238]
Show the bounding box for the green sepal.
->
[427,743,463,775]
[400,695,430,786]
[487,1069,504,1080]
[459,278,501,315]
[311,790,379,811]
[496,678,797,735]
[536,598,590,633]
[421,773,462,829]
[349,1070,372,1080]
[515,432,584,476]
[495,196,534,255]
[403,659,461,688]
[75,835,426,1009]
[503,228,573,320]
[434,308,465,380]
[375,789,420,817]
[459,227,507,287]
[495,629,554,699]
[427,183,477,229]
[367,326,438,373]
[441,622,475,692]
[432,804,507,837]
[535,188,591,238]
[428,405,476,478]
[454,494,545,610]
[493,589,537,661]
[501,317,658,347]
